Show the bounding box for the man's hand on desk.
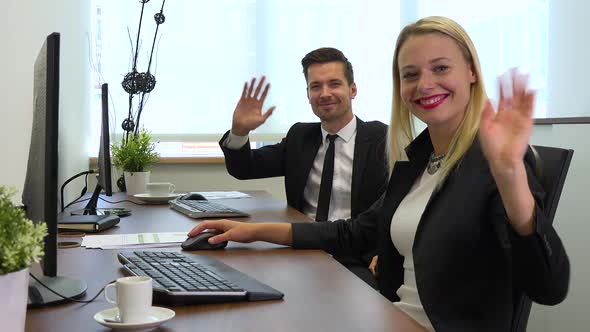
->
[188,219,293,246]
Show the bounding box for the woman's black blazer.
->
[292,130,570,331]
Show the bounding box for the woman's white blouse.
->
[391,168,440,331]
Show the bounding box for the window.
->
[90,0,548,156]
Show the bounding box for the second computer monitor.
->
[83,83,113,215]
[97,83,112,195]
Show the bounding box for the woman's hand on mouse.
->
[188,219,257,244]
[188,219,293,246]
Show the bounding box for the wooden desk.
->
[26,191,425,331]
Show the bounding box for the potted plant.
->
[0,186,47,331]
[111,127,160,196]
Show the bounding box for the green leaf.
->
[111,128,160,172]
[0,186,47,275]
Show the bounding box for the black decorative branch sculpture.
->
[121,0,167,144]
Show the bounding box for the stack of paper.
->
[82,232,187,249]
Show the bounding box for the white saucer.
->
[94,306,175,331]
[133,193,180,203]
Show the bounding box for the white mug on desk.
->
[104,276,153,323]
[146,182,175,197]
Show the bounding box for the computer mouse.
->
[181,231,228,250]
[180,193,207,200]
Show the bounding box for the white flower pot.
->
[124,171,150,196]
[0,267,29,332]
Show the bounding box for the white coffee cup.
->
[104,276,153,324]
[146,182,175,196]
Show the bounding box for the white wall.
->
[0,0,90,204]
[524,2,590,330]
[527,124,590,331]
[547,0,590,118]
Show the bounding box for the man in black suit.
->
[219,48,388,287]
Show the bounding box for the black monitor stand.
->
[28,275,87,308]
[80,183,104,215]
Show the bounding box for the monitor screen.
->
[22,32,60,277]
[96,83,112,196]
[22,32,87,307]
[82,83,113,215]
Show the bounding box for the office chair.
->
[511,145,574,332]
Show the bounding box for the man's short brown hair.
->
[301,47,354,85]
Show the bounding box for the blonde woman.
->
[188,17,569,331]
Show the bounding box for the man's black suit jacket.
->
[291,130,570,331]
[219,117,389,220]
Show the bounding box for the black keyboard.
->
[117,251,283,305]
[169,199,250,219]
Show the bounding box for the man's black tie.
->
[316,134,338,222]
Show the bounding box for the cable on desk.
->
[29,273,115,304]
[99,196,146,205]
[61,170,95,211]
[63,194,145,214]
[63,197,92,211]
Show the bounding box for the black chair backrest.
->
[511,145,574,332]
[531,145,575,223]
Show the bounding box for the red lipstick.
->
[414,94,448,110]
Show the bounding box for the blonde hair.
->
[388,16,487,182]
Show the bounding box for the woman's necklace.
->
[427,152,445,175]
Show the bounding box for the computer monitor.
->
[22,32,87,307]
[82,83,113,215]
[98,83,113,196]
